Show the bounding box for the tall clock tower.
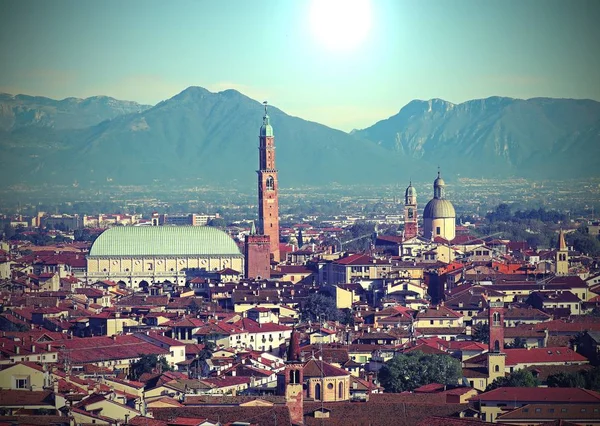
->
[257,102,280,262]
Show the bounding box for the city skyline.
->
[1,0,599,131]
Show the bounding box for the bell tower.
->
[257,101,280,262]
[487,301,505,384]
[556,229,569,275]
[277,328,304,425]
[404,181,418,239]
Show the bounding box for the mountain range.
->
[0,88,598,189]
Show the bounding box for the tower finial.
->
[250,221,256,235]
[437,166,441,178]
[263,101,268,116]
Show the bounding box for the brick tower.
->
[245,222,271,280]
[404,181,418,239]
[278,328,304,425]
[257,102,280,262]
[487,300,505,384]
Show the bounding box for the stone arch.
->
[494,340,500,352]
[266,176,275,191]
[338,381,344,399]
[315,383,321,400]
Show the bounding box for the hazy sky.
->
[1,0,599,131]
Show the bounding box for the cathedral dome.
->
[423,198,456,219]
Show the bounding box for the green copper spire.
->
[250,221,256,235]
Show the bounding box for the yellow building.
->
[0,362,48,391]
[87,226,244,288]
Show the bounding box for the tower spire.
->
[263,101,269,124]
[257,102,280,262]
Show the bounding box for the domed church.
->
[423,171,456,241]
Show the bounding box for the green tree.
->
[301,293,340,322]
[378,351,462,392]
[129,354,172,380]
[207,218,226,228]
[506,337,526,349]
[486,369,539,391]
[472,323,489,344]
[3,223,15,239]
[547,367,600,391]
[340,308,355,326]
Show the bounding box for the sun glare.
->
[309,0,372,52]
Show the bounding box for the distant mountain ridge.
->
[354,96,600,177]
[0,88,598,189]
[0,93,151,131]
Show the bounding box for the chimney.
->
[31,345,36,353]
[15,346,20,355]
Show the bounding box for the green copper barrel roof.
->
[89,226,242,257]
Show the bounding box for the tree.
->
[207,218,226,228]
[506,337,526,349]
[472,323,489,344]
[297,229,304,248]
[547,367,600,391]
[340,308,355,326]
[378,351,462,393]
[129,354,172,380]
[486,369,539,391]
[301,293,341,322]
[2,223,15,239]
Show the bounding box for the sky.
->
[0,0,599,131]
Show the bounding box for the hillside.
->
[354,97,600,178]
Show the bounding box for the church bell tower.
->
[404,181,418,239]
[257,102,280,262]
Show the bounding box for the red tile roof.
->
[473,387,600,403]
[504,347,587,366]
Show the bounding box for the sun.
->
[309,0,372,52]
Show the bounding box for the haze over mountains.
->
[0,87,598,189]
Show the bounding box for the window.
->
[266,176,275,191]
[436,227,441,235]
[494,365,500,372]
[15,377,28,389]
[430,320,434,325]
[493,312,500,326]
[339,382,344,399]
